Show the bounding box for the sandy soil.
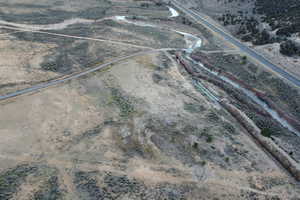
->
[254,43,300,79]
[1,52,299,199]
[0,1,300,199]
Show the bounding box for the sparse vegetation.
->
[110,88,135,117]
[1,0,300,198]
[206,111,220,122]
[241,55,247,64]
[225,157,230,162]
[207,52,300,120]
[261,128,272,138]
[74,171,107,199]
[280,40,300,56]
[33,176,62,200]
[0,164,38,200]
[184,102,205,113]
[216,0,300,57]
[206,134,214,143]
[223,121,236,135]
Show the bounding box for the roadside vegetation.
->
[208,52,300,120]
[216,0,300,57]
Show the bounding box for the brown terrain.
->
[0,0,300,199]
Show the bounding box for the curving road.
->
[170,0,300,88]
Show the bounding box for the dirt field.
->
[0,0,300,199]
[1,51,300,199]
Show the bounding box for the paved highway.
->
[170,0,300,88]
[0,49,174,101]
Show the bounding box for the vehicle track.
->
[0,25,154,50]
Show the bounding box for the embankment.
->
[191,52,300,133]
[177,52,300,181]
[220,100,300,181]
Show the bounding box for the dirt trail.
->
[0,25,153,50]
[0,18,95,31]
[205,181,281,197]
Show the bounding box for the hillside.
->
[0,0,300,199]
[188,0,300,78]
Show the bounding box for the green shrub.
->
[241,55,247,64]
[261,128,272,138]
[200,161,206,166]
[184,103,205,113]
[206,135,213,143]
[206,111,220,122]
[223,121,236,134]
[110,88,135,117]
